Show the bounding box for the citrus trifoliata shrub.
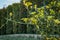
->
[21,0,60,35]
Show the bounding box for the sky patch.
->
[0,0,20,9]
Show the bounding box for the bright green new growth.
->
[21,0,60,35]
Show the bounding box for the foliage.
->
[21,0,60,35]
[0,0,60,39]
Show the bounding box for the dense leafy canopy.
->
[0,0,60,39]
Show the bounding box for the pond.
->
[0,34,44,40]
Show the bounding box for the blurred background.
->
[0,0,60,39]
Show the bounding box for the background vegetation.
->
[0,0,60,39]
